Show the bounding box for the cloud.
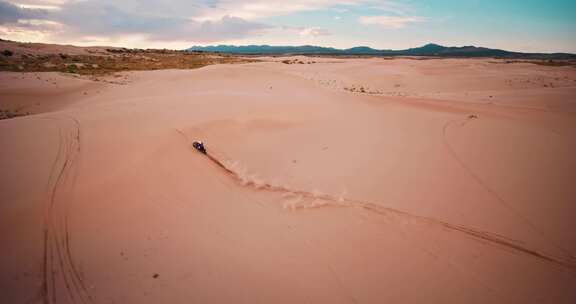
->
[299,27,331,37]
[55,1,272,41]
[0,0,49,24]
[2,0,357,43]
[367,2,411,15]
[190,15,271,42]
[359,15,423,28]
[332,7,349,14]
[0,0,420,46]
[194,0,406,21]
[194,0,357,21]
[11,0,66,4]
[0,0,271,42]
[13,2,62,10]
[0,1,24,23]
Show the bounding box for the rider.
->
[193,140,207,154]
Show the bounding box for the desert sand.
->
[1,57,576,303]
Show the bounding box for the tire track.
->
[59,116,93,304]
[178,129,576,271]
[40,116,94,304]
[442,117,576,265]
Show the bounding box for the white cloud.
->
[359,15,423,29]
[367,2,411,15]
[1,0,372,44]
[14,3,61,10]
[194,1,342,21]
[0,0,419,47]
[299,27,331,37]
[332,7,349,14]
[0,0,271,43]
[194,0,404,21]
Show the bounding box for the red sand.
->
[1,57,575,303]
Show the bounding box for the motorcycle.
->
[193,141,207,154]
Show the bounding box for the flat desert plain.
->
[1,57,576,303]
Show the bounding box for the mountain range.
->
[188,43,576,59]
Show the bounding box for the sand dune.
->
[1,58,575,303]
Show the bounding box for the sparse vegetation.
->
[0,109,29,120]
[282,59,315,65]
[495,59,576,67]
[534,60,576,67]
[344,85,382,94]
[0,44,256,75]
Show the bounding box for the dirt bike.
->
[193,141,207,154]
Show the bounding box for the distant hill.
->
[188,45,340,54]
[188,43,576,59]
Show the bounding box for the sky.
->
[1,0,575,53]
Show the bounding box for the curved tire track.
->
[40,116,94,304]
[179,129,576,271]
[442,117,575,266]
